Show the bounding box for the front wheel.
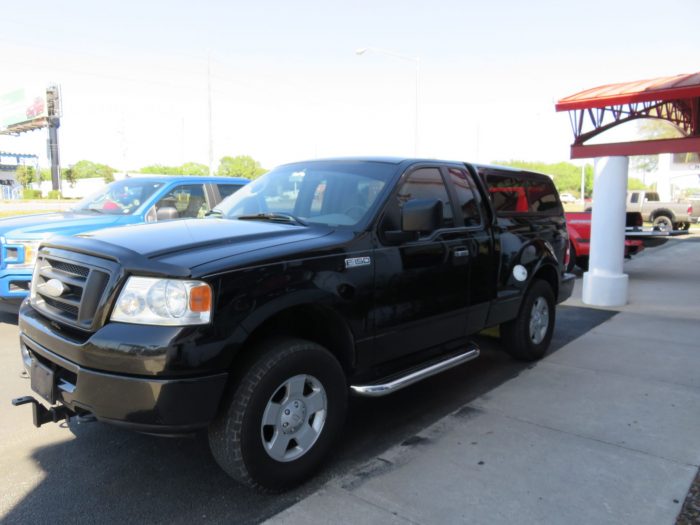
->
[208,338,347,492]
[500,279,555,361]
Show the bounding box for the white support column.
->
[582,156,629,306]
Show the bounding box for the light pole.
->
[355,47,420,156]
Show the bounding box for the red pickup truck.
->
[565,211,644,272]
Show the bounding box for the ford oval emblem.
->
[40,278,67,298]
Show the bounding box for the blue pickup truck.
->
[0,175,248,312]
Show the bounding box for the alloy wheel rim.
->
[260,374,327,462]
[529,297,550,344]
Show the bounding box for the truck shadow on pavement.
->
[2,306,615,525]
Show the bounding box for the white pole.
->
[207,53,214,176]
[582,156,629,306]
[414,57,419,156]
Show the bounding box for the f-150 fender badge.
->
[345,256,371,268]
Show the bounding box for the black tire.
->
[208,338,347,492]
[566,242,576,273]
[652,215,673,232]
[500,279,555,361]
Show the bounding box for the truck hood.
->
[76,218,332,270]
[0,212,122,240]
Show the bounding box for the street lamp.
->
[355,47,420,156]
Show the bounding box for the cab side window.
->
[447,168,482,226]
[154,184,209,219]
[484,174,528,213]
[527,180,561,213]
[397,168,454,229]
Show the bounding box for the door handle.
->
[453,247,470,258]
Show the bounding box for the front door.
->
[369,166,473,366]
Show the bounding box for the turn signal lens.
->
[189,284,212,312]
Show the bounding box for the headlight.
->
[111,277,212,326]
[5,239,41,268]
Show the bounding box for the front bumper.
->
[0,269,32,301]
[19,333,229,433]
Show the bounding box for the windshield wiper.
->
[237,212,307,226]
[205,208,224,218]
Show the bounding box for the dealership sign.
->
[0,87,48,131]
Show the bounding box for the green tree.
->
[63,166,76,186]
[139,162,209,176]
[71,160,116,183]
[15,165,36,188]
[217,155,267,179]
[179,162,209,176]
[627,177,651,191]
[492,160,594,197]
[631,119,683,174]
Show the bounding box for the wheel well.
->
[533,264,559,298]
[651,209,674,221]
[236,304,355,375]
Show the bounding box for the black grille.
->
[32,251,113,331]
[48,260,90,278]
[43,296,79,316]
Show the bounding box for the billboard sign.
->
[0,87,48,131]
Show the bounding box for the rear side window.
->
[484,174,528,213]
[484,171,561,215]
[527,180,560,213]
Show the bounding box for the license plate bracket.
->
[31,360,56,404]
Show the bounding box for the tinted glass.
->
[447,168,481,226]
[154,184,209,219]
[397,168,454,228]
[217,161,393,227]
[527,180,560,213]
[73,179,164,215]
[484,174,528,213]
[217,183,244,199]
[630,192,639,203]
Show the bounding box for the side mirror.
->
[402,198,442,233]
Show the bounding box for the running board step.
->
[350,344,480,397]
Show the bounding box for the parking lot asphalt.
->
[270,236,700,525]
[0,301,614,523]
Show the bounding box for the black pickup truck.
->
[14,158,573,491]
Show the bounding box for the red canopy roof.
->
[556,72,700,158]
[556,72,700,111]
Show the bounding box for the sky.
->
[0,0,698,173]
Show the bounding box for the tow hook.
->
[12,396,72,428]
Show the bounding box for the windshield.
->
[73,179,164,215]
[216,161,395,227]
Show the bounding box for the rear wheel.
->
[500,279,555,361]
[208,338,347,492]
[652,215,673,232]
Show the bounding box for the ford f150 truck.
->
[626,190,693,231]
[0,176,247,312]
[13,158,574,491]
